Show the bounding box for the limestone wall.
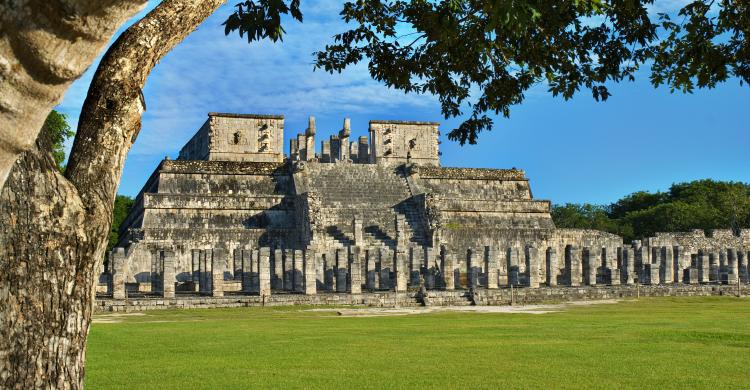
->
[95,285,750,312]
[178,113,284,162]
[646,229,750,253]
[369,120,440,166]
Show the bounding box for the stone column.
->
[252,249,261,293]
[698,250,710,283]
[324,251,336,291]
[199,250,210,294]
[710,250,720,283]
[486,246,498,289]
[211,249,226,297]
[379,247,392,289]
[441,245,455,290]
[259,247,271,296]
[321,140,331,162]
[425,247,436,289]
[150,249,160,294]
[409,246,421,287]
[349,246,363,294]
[190,249,201,292]
[352,216,363,246]
[273,248,284,290]
[720,250,728,283]
[466,248,478,289]
[644,246,659,285]
[661,246,674,284]
[162,250,176,298]
[497,247,509,287]
[111,248,127,299]
[293,249,304,293]
[635,245,648,283]
[336,248,348,293]
[546,247,558,287]
[339,118,351,161]
[567,246,582,287]
[673,246,685,283]
[365,248,377,290]
[395,248,408,292]
[508,247,520,286]
[356,136,368,163]
[685,250,703,284]
[241,249,253,294]
[283,249,294,291]
[395,214,407,248]
[232,249,242,281]
[305,116,316,161]
[739,251,748,283]
[290,138,299,161]
[584,247,602,286]
[605,247,620,286]
[648,247,660,285]
[727,248,738,284]
[525,245,540,288]
[304,248,317,295]
[622,247,635,285]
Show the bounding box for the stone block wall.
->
[178,113,284,162]
[369,120,440,166]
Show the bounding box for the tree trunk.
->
[0,1,224,387]
[0,135,94,389]
[0,0,147,190]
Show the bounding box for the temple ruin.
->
[103,112,750,304]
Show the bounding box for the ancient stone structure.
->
[105,112,750,300]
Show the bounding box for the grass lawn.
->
[85,297,750,389]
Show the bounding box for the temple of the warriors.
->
[104,112,750,304]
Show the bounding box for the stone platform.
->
[95,284,749,312]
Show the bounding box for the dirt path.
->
[307,299,621,317]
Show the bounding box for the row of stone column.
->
[108,244,750,299]
[628,245,749,285]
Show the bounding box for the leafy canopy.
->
[552,179,750,242]
[223,0,303,42]
[41,110,74,172]
[312,0,748,145]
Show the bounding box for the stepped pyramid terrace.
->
[102,112,750,308]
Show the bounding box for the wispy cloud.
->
[58,1,437,158]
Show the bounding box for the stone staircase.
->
[300,163,428,248]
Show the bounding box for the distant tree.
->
[108,195,135,254]
[551,203,631,238]
[553,179,750,242]
[609,191,666,219]
[315,0,749,145]
[40,110,75,172]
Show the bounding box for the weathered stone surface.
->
[349,247,363,294]
[95,284,750,313]
[104,111,750,301]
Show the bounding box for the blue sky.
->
[57,1,749,205]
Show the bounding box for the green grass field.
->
[86,297,750,389]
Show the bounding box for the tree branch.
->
[65,0,226,262]
[0,0,147,190]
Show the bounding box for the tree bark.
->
[0,0,147,190]
[0,0,224,387]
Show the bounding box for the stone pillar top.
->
[340,118,351,137]
[306,116,316,136]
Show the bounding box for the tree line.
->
[552,180,750,242]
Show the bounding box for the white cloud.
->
[57,0,438,158]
